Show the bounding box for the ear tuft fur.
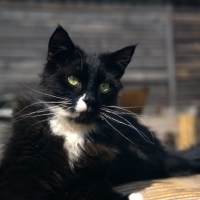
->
[47,25,75,63]
[103,45,137,79]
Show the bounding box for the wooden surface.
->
[115,174,200,200]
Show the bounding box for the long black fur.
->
[0,25,200,200]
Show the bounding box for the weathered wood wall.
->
[174,9,200,107]
[0,3,199,109]
[0,3,170,108]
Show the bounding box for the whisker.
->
[104,105,134,113]
[28,113,52,119]
[101,108,133,127]
[132,115,155,143]
[13,103,71,123]
[26,119,49,131]
[13,98,71,119]
[100,114,136,146]
[104,106,155,142]
[12,109,50,123]
[101,113,151,143]
[14,100,71,118]
[11,101,73,123]
[102,107,154,141]
[23,84,72,101]
[13,101,46,117]
[101,112,153,144]
[105,105,149,109]
[102,107,146,117]
[15,113,52,123]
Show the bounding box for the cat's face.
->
[40,26,136,124]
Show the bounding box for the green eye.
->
[99,82,110,92]
[68,76,79,86]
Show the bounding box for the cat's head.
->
[39,25,136,124]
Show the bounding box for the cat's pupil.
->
[68,76,79,86]
[99,82,110,92]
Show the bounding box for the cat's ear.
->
[104,45,137,79]
[47,25,75,63]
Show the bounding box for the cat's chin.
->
[48,104,100,124]
[69,111,100,124]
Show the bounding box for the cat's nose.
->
[83,94,95,106]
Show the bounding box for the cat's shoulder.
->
[12,92,45,119]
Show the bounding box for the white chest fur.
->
[48,106,95,168]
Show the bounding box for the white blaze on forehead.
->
[75,94,87,112]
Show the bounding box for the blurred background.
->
[0,0,200,150]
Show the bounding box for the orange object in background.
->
[118,88,148,114]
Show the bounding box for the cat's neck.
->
[48,105,96,168]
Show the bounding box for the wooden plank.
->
[165,6,176,108]
[173,9,200,109]
[177,62,200,69]
[0,2,166,12]
[0,13,166,37]
[0,28,165,38]
[0,74,39,84]
[0,58,167,70]
[0,45,166,57]
[0,84,36,95]
[177,113,197,150]
[175,29,200,37]
[177,70,200,79]
[0,71,167,85]
[122,70,167,83]
[115,174,200,200]
[175,45,200,56]
[174,13,200,22]
[176,94,200,102]
[0,16,166,31]
[175,37,200,43]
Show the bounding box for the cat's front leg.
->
[62,180,144,200]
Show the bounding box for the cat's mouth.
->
[68,107,100,124]
[49,104,99,124]
[64,94,100,123]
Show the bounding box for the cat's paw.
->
[128,193,144,200]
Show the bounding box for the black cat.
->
[0,25,200,200]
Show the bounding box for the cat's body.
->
[0,26,200,200]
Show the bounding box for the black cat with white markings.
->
[0,26,200,200]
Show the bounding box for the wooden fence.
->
[0,2,199,110]
[174,9,200,107]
